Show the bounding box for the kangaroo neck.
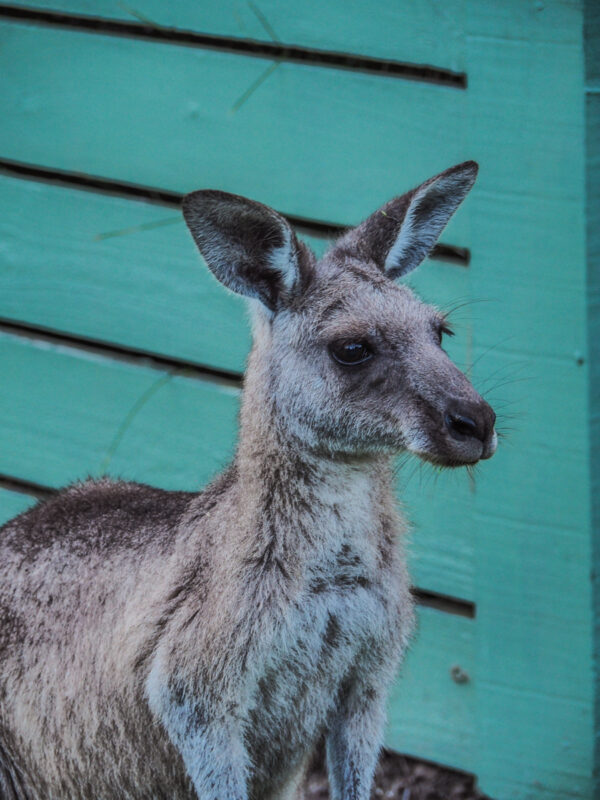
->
[235,358,394,553]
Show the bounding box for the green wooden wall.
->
[0,2,597,797]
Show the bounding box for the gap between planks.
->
[0,159,471,266]
[0,318,243,388]
[0,474,54,501]
[0,473,475,618]
[0,3,466,89]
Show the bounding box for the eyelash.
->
[438,323,454,342]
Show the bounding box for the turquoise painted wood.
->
[0,331,240,491]
[387,609,475,770]
[0,2,598,797]
[584,2,600,796]
[0,487,37,522]
[12,0,467,72]
[463,2,596,797]
[0,20,472,241]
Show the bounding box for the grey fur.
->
[0,162,495,800]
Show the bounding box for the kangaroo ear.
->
[342,161,478,279]
[182,190,306,311]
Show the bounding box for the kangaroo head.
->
[183,162,496,466]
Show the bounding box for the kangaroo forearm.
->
[155,695,249,800]
[327,732,381,800]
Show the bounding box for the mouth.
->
[407,428,498,468]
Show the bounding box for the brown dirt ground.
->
[303,747,491,800]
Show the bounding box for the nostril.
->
[445,411,482,442]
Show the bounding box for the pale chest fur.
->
[144,465,412,800]
[236,485,411,797]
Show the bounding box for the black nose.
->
[444,401,495,443]
[445,411,480,440]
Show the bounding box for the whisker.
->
[476,359,530,388]
[470,336,518,372]
[397,455,423,490]
[493,410,524,422]
[488,399,522,410]
[438,297,494,319]
[465,464,478,492]
[483,376,531,396]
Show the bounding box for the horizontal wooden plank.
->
[0,330,478,599]
[0,487,38,524]
[0,20,471,239]
[475,683,592,799]
[386,607,475,772]
[0,174,471,375]
[0,331,240,490]
[0,174,251,374]
[2,1,466,72]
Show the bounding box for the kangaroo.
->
[0,161,496,800]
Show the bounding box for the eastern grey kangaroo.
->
[0,161,496,800]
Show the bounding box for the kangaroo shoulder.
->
[0,479,194,561]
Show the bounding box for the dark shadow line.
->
[0,3,467,88]
[0,474,55,501]
[411,587,476,618]
[0,318,243,389]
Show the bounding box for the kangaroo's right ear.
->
[182,190,308,312]
[336,161,478,279]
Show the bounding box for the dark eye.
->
[329,341,373,366]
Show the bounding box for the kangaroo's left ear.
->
[182,190,310,312]
[339,161,478,279]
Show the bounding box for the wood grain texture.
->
[0,331,240,490]
[386,607,475,772]
[2,0,467,72]
[584,3,600,794]
[464,2,594,797]
[0,20,472,239]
